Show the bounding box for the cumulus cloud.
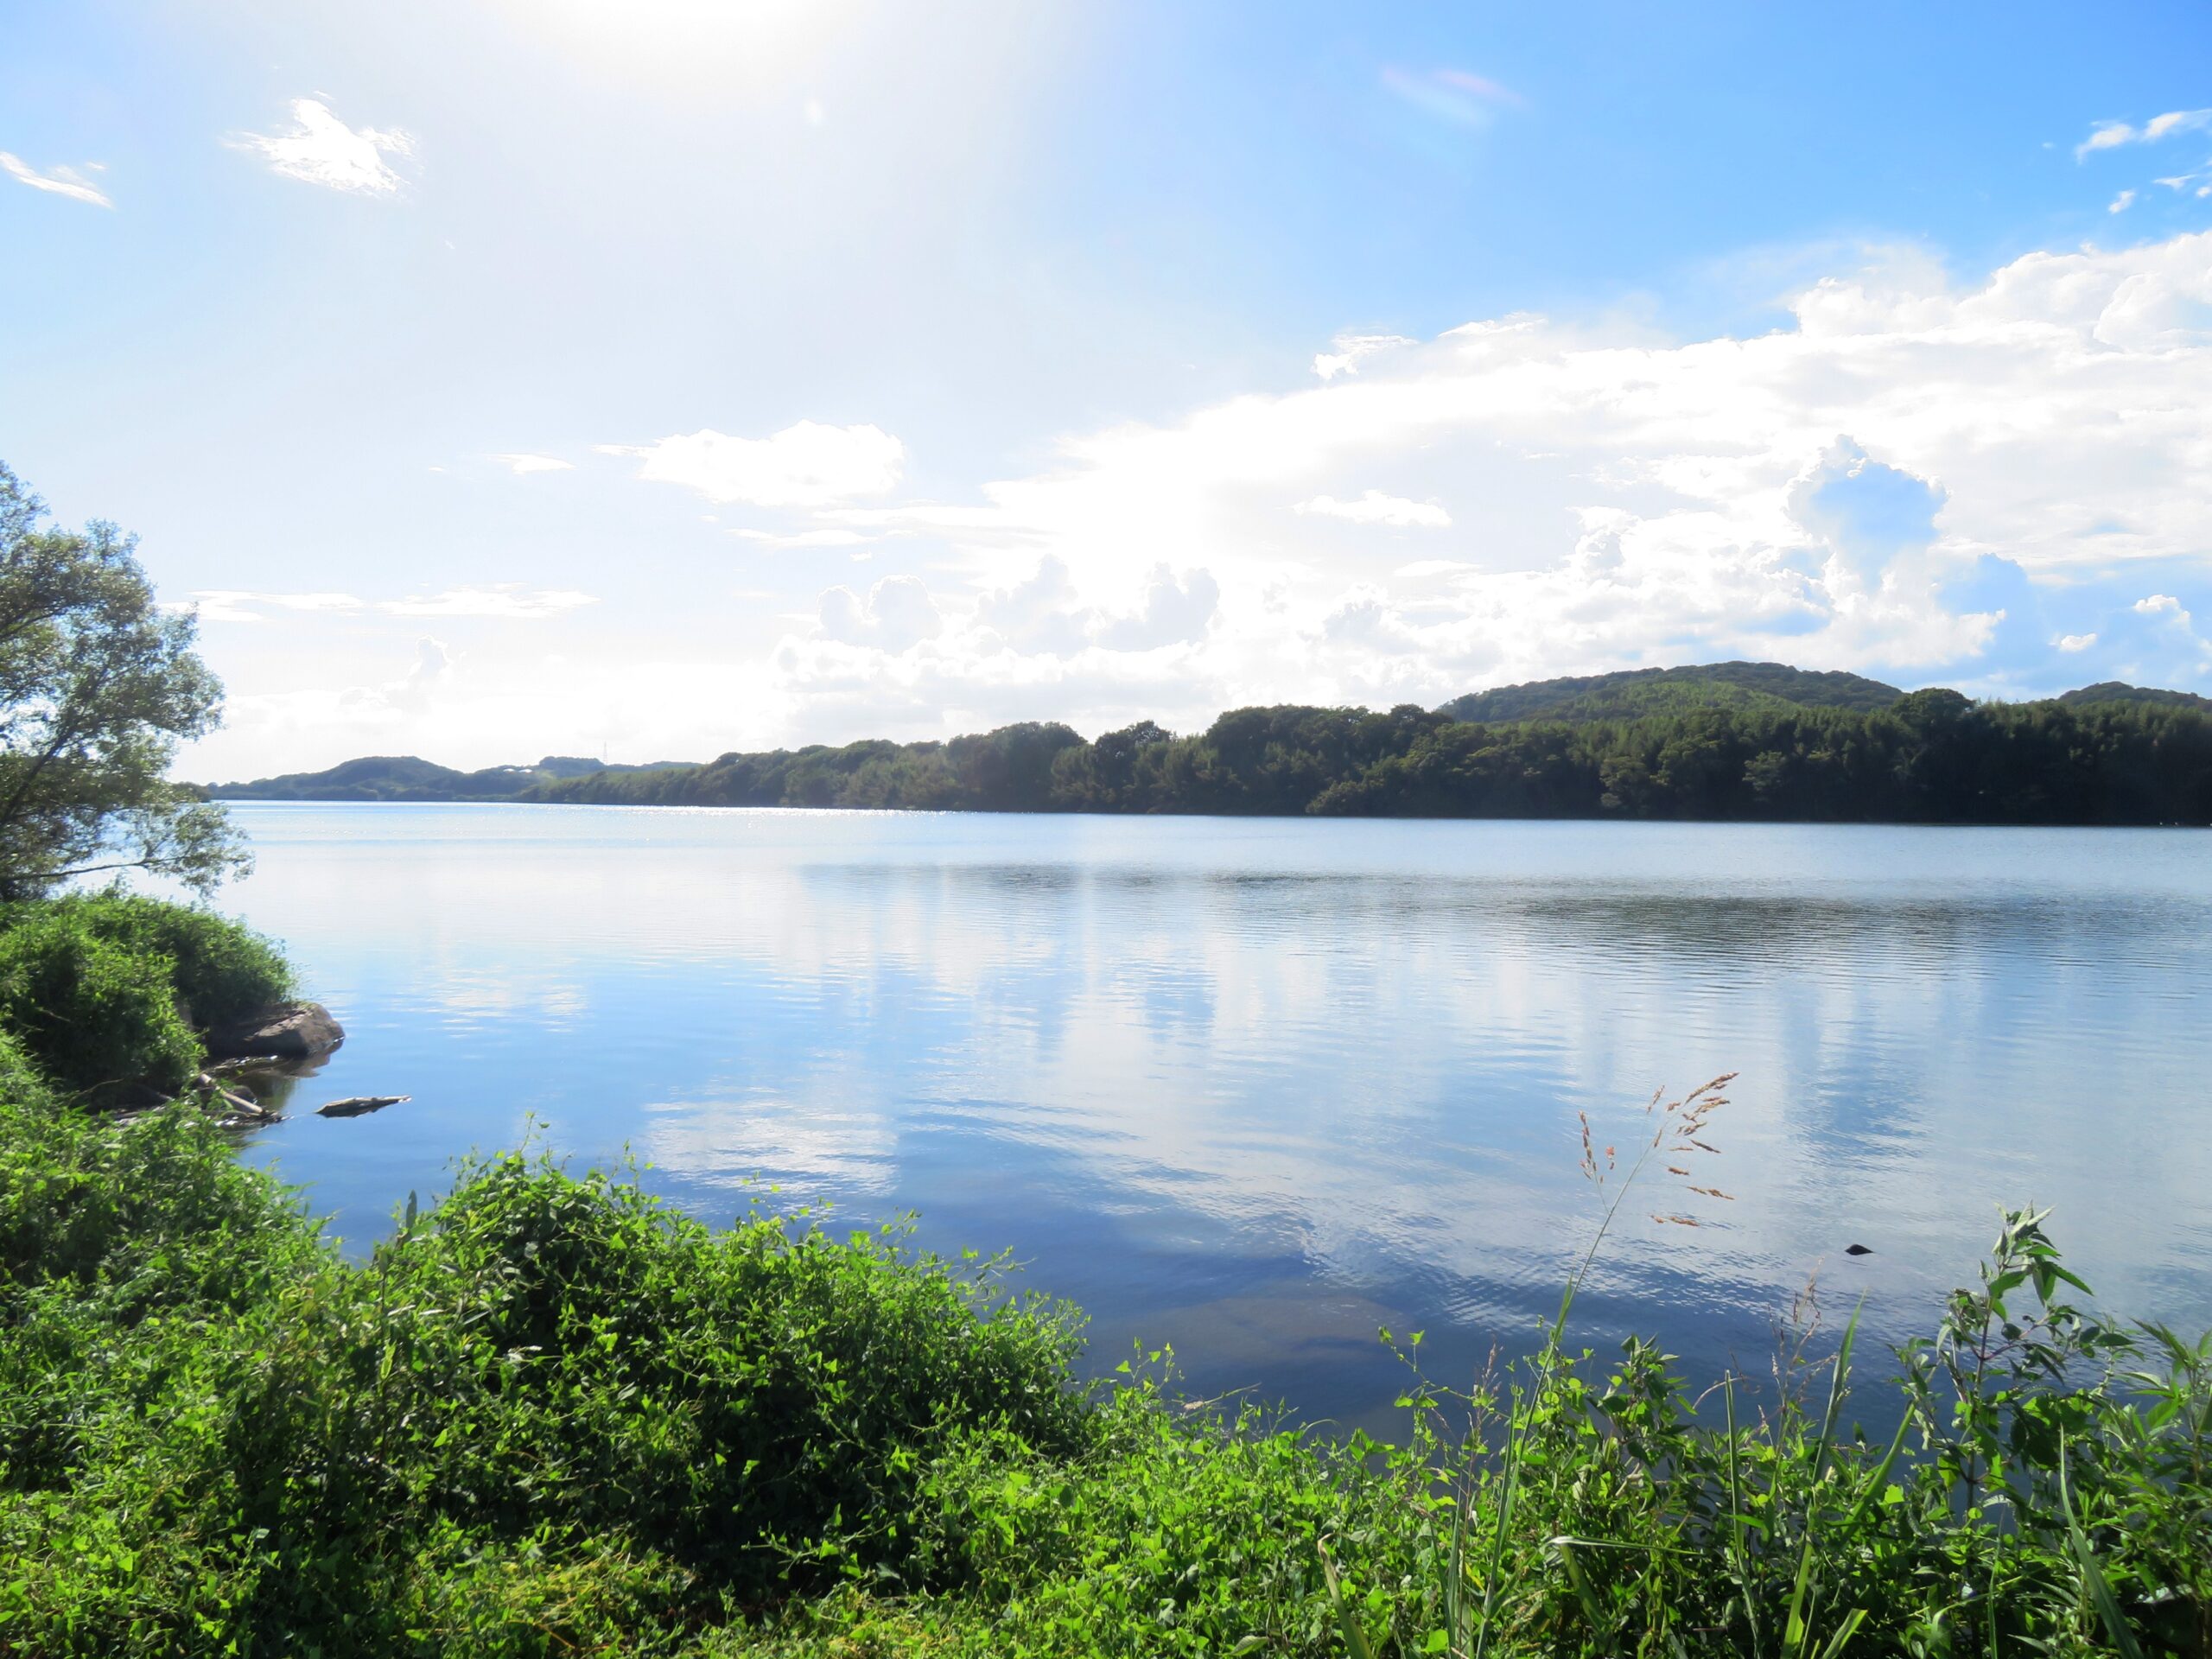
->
[0,152,111,207]
[605,421,905,508]
[217,226,2212,757]
[1296,489,1452,528]
[1098,565,1222,650]
[2078,109,2212,159]
[386,636,450,713]
[976,556,1093,656]
[1313,333,1416,380]
[493,453,571,474]
[760,226,2212,734]
[230,98,413,195]
[817,575,943,651]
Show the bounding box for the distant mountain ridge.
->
[198,664,2212,809]
[204,754,696,803]
[2056,682,2212,714]
[1435,661,1905,724]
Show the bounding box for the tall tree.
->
[0,463,245,896]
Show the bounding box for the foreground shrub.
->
[0,892,294,1096]
[35,889,296,1027]
[0,1073,2205,1658]
[0,906,201,1096]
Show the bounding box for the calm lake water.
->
[218,804,2212,1431]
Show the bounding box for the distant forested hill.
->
[1436,661,1904,723]
[2056,682,2212,714]
[205,754,696,802]
[202,664,2212,825]
[537,688,2212,826]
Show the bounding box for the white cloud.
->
[817,575,942,651]
[190,590,364,622]
[2109,188,2137,214]
[493,453,572,474]
[384,587,598,619]
[0,152,111,207]
[1296,489,1452,528]
[1098,565,1221,650]
[230,98,413,195]
[753,226,2212,735]
[605,420,906,508]
[733,526,874,549]
[2077,109,2212,159]
[200,226,2212,758]
[189,587,594,622]
[1380,67,1523,130]
[1313,333,1414,380]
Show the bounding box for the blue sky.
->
[4,1,2211,775]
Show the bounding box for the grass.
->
[1,1033,2206,1654]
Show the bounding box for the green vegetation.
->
[198,661,2212,826]
[2057,683,2212,715]
[3,1051,2208,1656]
[1433,660,1905,721]
[205,753,701,803]
[0,892,292,1101]
[535,690,2212,825]
[0,463,245,896]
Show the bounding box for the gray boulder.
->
[203,1001,346,1061]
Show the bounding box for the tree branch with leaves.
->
[0,462,246,898]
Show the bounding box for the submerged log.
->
[315,1095,408,1119]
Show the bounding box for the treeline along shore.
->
[209,662,2212,825]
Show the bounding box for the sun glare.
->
[515,0,842,89]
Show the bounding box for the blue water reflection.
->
[217,804,2212,1432]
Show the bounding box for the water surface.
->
[219,804,2212,1429]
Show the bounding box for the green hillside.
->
[1437,661,1906,723]
[205,754,695,802]
[2056,681,2212,714]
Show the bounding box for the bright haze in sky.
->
[5,1,2212,778]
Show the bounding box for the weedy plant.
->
[2,1061,2206,1658]
[1316,1078,2212,1659]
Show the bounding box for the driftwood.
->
[316,1095,409,1119]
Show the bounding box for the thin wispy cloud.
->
[604,420,906,508]
[188,591,364,624]
[493,454,573,474]
[385,586,597,619]
[2076,108,2212,159]
[2109,188,2138,213]
[1,151,111,207]
[1381,66,1525,130]
[190,587,594,622]
[1296,491,1452,528]
[230,98,413,195]
[733,527,874,548]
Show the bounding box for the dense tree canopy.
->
[0,463,244,896]
[537,692,2212,825]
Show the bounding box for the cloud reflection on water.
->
[220,806,2212,1426]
